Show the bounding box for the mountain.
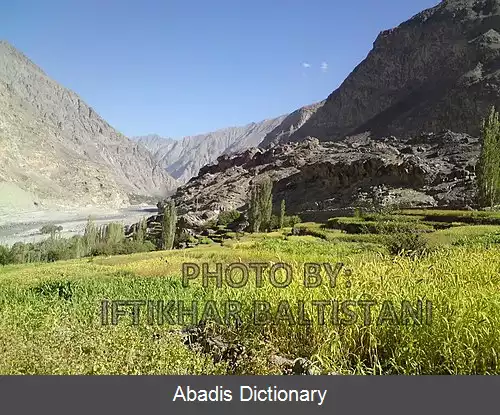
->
[169,132,479,227]
[135,116,287,183]
[259,101,325,148]
[0,41,178,214]
[262,0,500,145]
[161,0,500,224]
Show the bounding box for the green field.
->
[1,210,500,374]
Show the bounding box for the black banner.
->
[0,376,496,414]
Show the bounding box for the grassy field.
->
[1,210,500,374]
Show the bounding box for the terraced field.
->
[1,210,499,374]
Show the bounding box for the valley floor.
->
[0,205,157,246]
[1,215,500,375]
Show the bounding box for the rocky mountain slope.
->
[263,0,500,145]
[135,115,287,183]
[0,41,178,214]
[161,0,500,224]
[170,131,479,226]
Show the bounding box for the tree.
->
[103,223,125,245]
[162,200,177,250]
[279,199,286,229]
[83,217,98,255]
[217,210,241,227]
[0,245,12,266]
[134,218,147,243]
[477,106,500,208]
[258,177,273,232]
[248,185,261,233]
[248,177,274,233]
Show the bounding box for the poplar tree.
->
[162,201,177,250]
[83,217,98,255]
[477,106,500,208]
[258,177,273,232]
[279,199,286,229]
[248,185,261,233]
[248,177,274,233]
[134,218,147,243]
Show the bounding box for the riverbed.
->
[0,205,158,246]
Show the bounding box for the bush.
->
[385,231,429,257]
[284,215,301,227]
[175,230,197,247]
[217,210,241,226]
[197,237,213,245]
[290,226,330,240]
[326,217,433,234]
[269,214,280,230]
[0,245,12,265]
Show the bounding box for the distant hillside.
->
[0,41,178,214]
[135,116,287,183]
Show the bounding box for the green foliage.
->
[162,201,177,250]
[83,217,98,256]
[248,177,274,233]
[248,184,261,233]
[197,237,213,245]
[103,223,125,245]
[385,231,429,257]
[175,229,197,246]
[269,213,301,230]
[133,218,148,244]
[217,210,241,226]
[0,221,153,265]
[452,232,500,248]
[0,245,12,265]
[279,199,286,229]
[3,210,500,375]
[286,215,301,227]
[326,217,433,234]
[477,106,500,208]
[258,177,273,232]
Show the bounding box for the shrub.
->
[0,245,12,265]
[269,214,280,230]
[385,231,429,257]
[198,237,213,245]
[217,210,241,226]
[285,215,302,227]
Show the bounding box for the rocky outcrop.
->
[265,0,500,144]
[166,131,479,227]
[135,115,287,183]
[0,41,178,214]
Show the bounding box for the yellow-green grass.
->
[400,209,500,218]
[1,226,500,375]
[426,225,500,247]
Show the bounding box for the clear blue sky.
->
[4,0,439,138]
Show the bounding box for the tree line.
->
[0,218,154,266]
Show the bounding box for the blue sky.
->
[4,0,438,138]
